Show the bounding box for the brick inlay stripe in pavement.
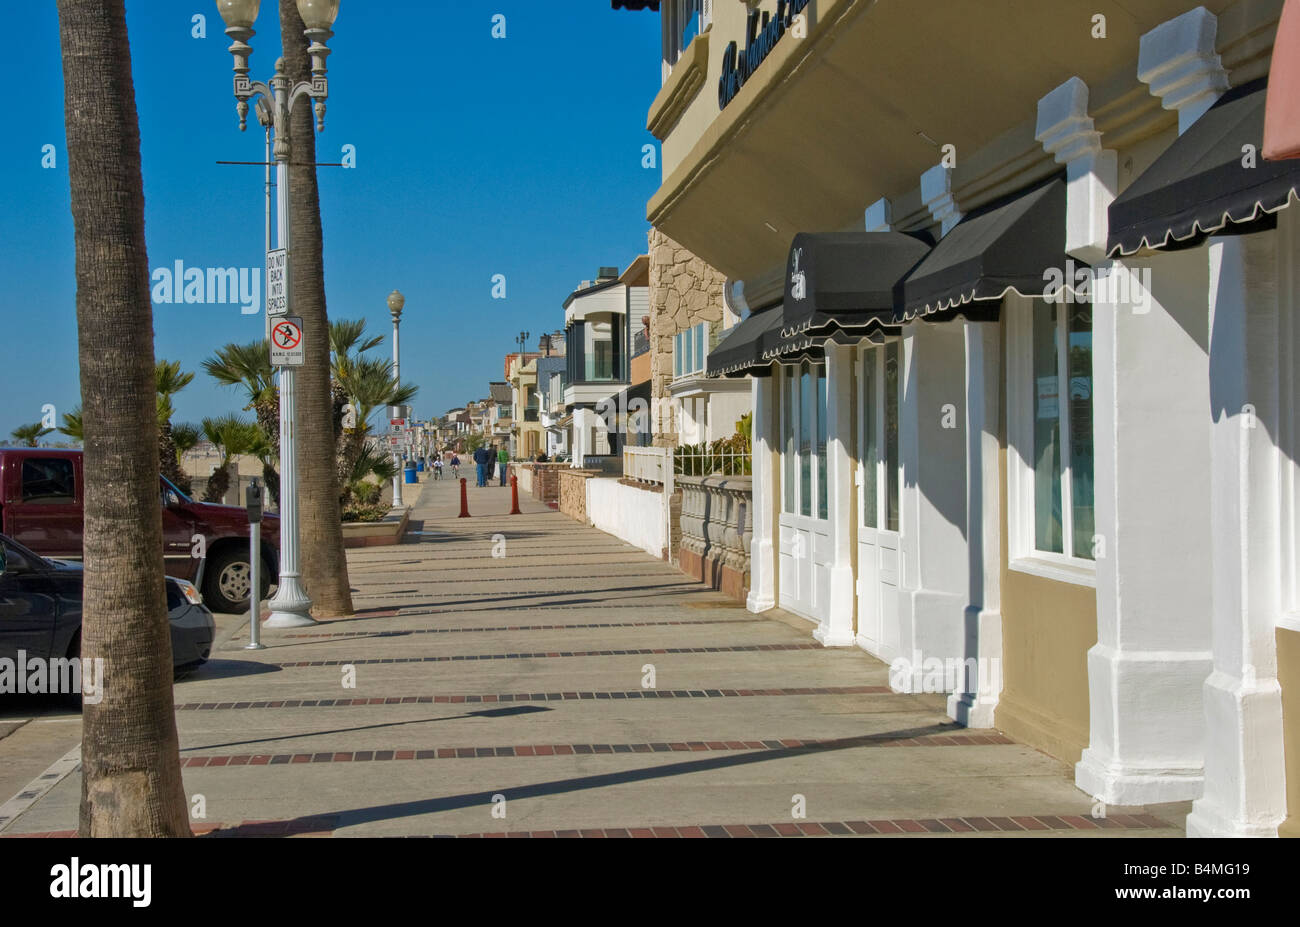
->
[272,642,823,667]
[281,617,759,639]
[178,732,1014,767]
[174,685,892,711]
[2,812,1172,838]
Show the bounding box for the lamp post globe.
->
[295,0,341,30]
[216,0,261,28]
[387,288,405,321]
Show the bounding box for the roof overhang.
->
[646,0,1234,282]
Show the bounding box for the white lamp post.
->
[216,0,341,628]
[388,289,406,507]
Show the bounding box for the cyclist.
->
[450,454,461,480]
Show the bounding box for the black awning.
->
[780,231,932,337]
[705,305,784,378]
[1108,78,1300,257]
[898,175,1066,321]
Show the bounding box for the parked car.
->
[0,448,277,613]
[0,534,215,688]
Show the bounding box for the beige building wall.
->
[995,445,1097,766]
[648,228,728,448]
[1279,627,1300,837]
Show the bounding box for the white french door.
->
[856,341,902,657]
[777,361,831,622]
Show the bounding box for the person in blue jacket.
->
[472,444,492,487]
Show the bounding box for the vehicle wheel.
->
[202,548,271,614]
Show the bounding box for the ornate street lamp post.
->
[387,288,406,507]
[216,0,341,628]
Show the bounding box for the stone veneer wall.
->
[676,475,753,603]
[558,470,600,523]
[648,228,728,448]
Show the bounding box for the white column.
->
[1075,0,1231,806]
[1186,228,1288,837]
[816,344,856,646]
[1035,77,1117,264]
[1075,251,1214,804]
[1137,6,1229,134]
[895,322,969,685]
[748,371,777,613]
[948,320,1003,727]
[265,78,314,628]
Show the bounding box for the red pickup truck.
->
[0,448,278,614]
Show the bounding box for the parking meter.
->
[245,479,265,650]
[246,479,264,524]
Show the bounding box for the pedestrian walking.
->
[497,445,509,486]
[472,444,490,487]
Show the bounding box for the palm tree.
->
[10,423,53,446]
[336,355,418,495]
[202,340,278,448]
[200,414,260,503]
[280,0,354,618]
[247,425,281,510]
[171,422,201,463]
[59,407,84,443]
[329,318,384,384]
[155,359,194,493]
[56,0,189,837]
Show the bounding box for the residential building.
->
[630,0,1300,837]
[563,258,650,464]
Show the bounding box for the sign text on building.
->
[718,0,811,109]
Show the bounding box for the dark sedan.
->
[0,535,215,697]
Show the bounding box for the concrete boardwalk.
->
[0,472,1188,837]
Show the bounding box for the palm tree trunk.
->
[280,0,354,617]
[56,0,190,837]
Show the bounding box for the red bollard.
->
[458,478,470,518]
[509,474,521,515]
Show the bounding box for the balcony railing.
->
[632,329,649,358]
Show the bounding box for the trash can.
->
[404,464,418,484]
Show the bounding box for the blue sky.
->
[0,1,662,439]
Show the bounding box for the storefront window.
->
[1068,306,1095,560]
[1033,304,1064,554]
[862,350,878,529]
[1027,301,1094,562]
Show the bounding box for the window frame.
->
[1006,294,1097,586]
[672,321,710,381]
[779,360,829,522]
